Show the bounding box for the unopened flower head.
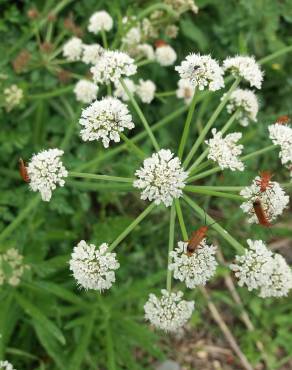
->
[113,78,136,102]
[206,129,244,171]
[169,240,217,288]
[91,50,137,85]
[4,84,23,112]
[88,11,113,34]
[122,27,141,46]
[136,44,155,60]
[144,289,194,332]
[0,248,29,287]
[165,24,179,39]
[0,361,16,370]
[268,123,292,165]
[230,239,274,291]
[62,37,83,61]
[27,148,68,201]
[240,178,289,224]
[82,44,104,65]
[79,97,134,148]
[165,0,199,14]
[223,56,264,89]
[136,79,156,103]
[225,88,258,127]
[175,53,224,91]
[176,78,195,105]
[134,149,188,207]
[74,80,98,104]
[155,45,177,66]
[69,240,119,291]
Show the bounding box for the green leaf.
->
[180,19,209,51]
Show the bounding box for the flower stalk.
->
[166,204,176,291]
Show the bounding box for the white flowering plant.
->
[1,1,292,369]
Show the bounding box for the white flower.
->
[4,84,23,112]
[113,78,136,102]
[206,129,244,171]
[169,240,217,288]
[230,239,274,291]
[259,253,292,298]
[0,361,16,370]
[79,97,134,148]
[0,248,29,287]
[62,37,83,61]
[91,50,137,85]
[176,78,195,105]
[268,123,292,165]
[155,45,177,66]
[175,53,224,91]
[240,177,289,224]
[74,80,98,104]
[225,88,258,127]
[27,148,68,201]
[122,27,141,46]
[82,44,104,65]
[134,149,188,207]
[88,11,113,34]
[69,240,119,291]
[136,79,156,103]
[223,56,264,89]
[165,0,199,14]
[144,289,194,332]
[136,44,155,60]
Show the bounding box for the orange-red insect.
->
[256,171,273,192]
[252,199,271,227]
[276,115,290,125]
[19,158,30,183]
[155,39,167,48]
[186,226,208,256]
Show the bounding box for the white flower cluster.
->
[0,361,16,370]
[74,80,98,104]
[225,88,259,127]
[69,240,119,291]
[144,289,194,332]
[27,148,68,201]
[122,26,141,47]
[4,84,23,112]
[88,11,113,34]
[136,44,155,60]
[114,78,136,101]
[91,50,137,85]
[82,44,104,65]
[268,123,292,166]
[169,240,217,288]
[176,79,195,105]
[240,177,289,224]
[0,248,28,287]
[136,79,156,103]
[230,240,292,298]
[175,53,224,91]
[63,37,83,61]
[155,45,177,66]
[79,97,134,148]
[134,149,188,207]
[165,0,199,14]
[223,56,264,89]
[206,129,244,171]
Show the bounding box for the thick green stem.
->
[119,132,145,159]
[120,78,160,152]
[178,92,197,159]
[69,172,134,183]
[183,195,245,254]
[28,85,74,99]
[183,78,241,168]
[108,203,156,251]
[66,180,134,192]
[174,200,188,240]
[166,204,176,291]
[259,45,292,65]
[184,186,244,201]
[100,30,108,49]
[136,59,155,67]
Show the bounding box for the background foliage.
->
[0,0,291,369]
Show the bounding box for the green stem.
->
[136,59,155,67]
[66,180,135,192]
[183,78,241,168]
[120,78,160,151]
[240,144,276,161]
[69,172,134,183]
[107,83,112,96]
[100,30,108,49]
[120,132,145,159]
[185,185,244,192]
[184,186,244,201]
[155,90,176,98]
[166,204,176,291]
[108,203,156,251]
[174,199,188,240]
[0,195,41,245]
[183,195,245,254]
[28,85,74,99]
[178,92,197,159]
[259,45,292,65]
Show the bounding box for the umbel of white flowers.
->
[169,240,218,288]
[155,44,177,66]
[176,79,195,105]
[133,149,188,207]
[144,289,194,332]
[82,43,104,65]
[88,10,113,34]
[62,37,83,61]
[269,123,292,166]
[240,178,289,224]
[0,248,28,287]
[0,361,17,370]
[74,80,99,104]
[27,148,68,201]
[69,240,120,291]
[79,97,135,148]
